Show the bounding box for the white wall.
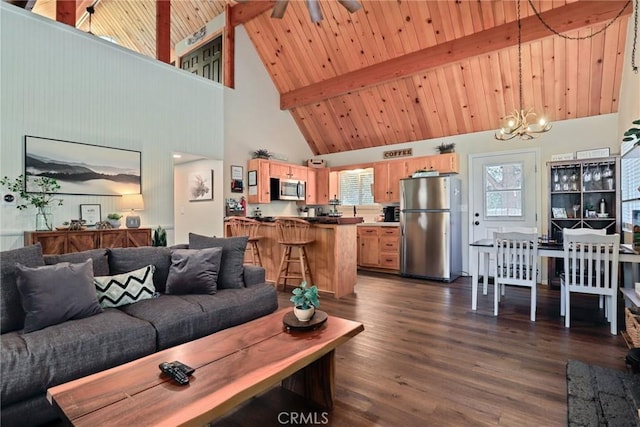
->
[223,25,313,217]
[173,159,225,244]
[0,3,224,250]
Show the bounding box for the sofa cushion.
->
[165,248,223,295]
[117,294,212,350]
[0,309,156,407]
[178,283,278,331]
[108,247,171,293]
[0,244,44,334]
[94,265,157,308]
[188,234,248,289]
[16,259,103,333]
[44,248,109,276]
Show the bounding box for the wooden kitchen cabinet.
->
[247,159,271,204]
[373,160,406,203]
[357,226,400,271]
[24,228,152,255]
[269,161,308,181]
[304,168,318,204]
[314,168,330,205]
[405,153,459,175]
[357,227,381,267]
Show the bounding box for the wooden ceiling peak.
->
[28,0,633,155]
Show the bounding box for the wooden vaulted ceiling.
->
[26,0,633,155]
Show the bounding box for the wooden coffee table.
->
[47,309,364,426]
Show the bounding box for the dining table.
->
[469,239,640,311]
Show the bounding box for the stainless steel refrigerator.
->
[400,176,462,282]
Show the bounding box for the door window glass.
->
[485,163,523,217]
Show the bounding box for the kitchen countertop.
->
[233,216,364,225]
[358,222,400,227]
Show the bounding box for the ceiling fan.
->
[271,0,362,23]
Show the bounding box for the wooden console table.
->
[24,228,151,254]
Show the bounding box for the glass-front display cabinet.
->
[547,156,620,286]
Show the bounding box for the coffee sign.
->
[383,148,413,159]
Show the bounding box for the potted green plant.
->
[436,142,455,154]
[252,149,272,159]
[152,226,167,247]
[290,281,320,322]
[0,174,63,231]
[107,213,122,228]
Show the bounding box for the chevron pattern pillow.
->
[94,265,157,308]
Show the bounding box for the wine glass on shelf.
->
[583,165,592,191]
[572,204,581,219]
[570,171,578,191]
[561,170,569,191]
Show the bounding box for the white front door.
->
[469,149,540,276]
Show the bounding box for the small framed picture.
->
[552,207,567,219]
[248,170,257,187]
[231,165,243,180]
[80,204,101,226]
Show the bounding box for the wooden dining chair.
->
[562,231,620,335]
[227,217,263,267]
[493,232,538,321]
[560,228,606,318]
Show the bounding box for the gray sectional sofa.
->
[0,236,278,427]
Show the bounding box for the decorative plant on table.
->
[0,174,63,231]
[290,281,320,322]
[106,213,122,228]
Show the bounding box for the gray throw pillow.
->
[15,259,103,333]
[94,265,157,308]
[165,247,223,295]
[0,243,45,334]
[44,248,109,276]
[108,247,171,293]
[188,233,248,289]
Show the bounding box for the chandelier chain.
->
[518,0,523,111]
[633,0,638,73]
[527,0,631,41]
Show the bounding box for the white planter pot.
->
[293,306,315,322]
[108,220,121,229]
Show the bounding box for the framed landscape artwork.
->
[24,136,141,196]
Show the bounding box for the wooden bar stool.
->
[275,218,314,291]
[228,217,263,267]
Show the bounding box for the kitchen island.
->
[225,217,362,298]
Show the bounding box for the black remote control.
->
[171,360,195,376]
[159,362,189,385]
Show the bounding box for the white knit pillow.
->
[94,265,156,308]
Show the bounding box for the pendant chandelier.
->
[495,0,551,141]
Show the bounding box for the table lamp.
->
[121,194,144,228]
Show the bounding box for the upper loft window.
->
[180,35,222,83]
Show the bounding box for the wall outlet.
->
[2,193,16,206]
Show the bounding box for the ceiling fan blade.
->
[306,0,323,23]
[271,0,289,19]
[338,0,362,13]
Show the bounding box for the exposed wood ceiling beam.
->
[229,0,276,27]
[280,0,632,111]
[156,0,171,63]
[56,0,76,26]
[225,3,235,88]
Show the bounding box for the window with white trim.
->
[338,168,374,206]
[485,162,523,217]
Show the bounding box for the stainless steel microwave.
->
[270,178,306,201]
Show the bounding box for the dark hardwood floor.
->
[213,271,630,426]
